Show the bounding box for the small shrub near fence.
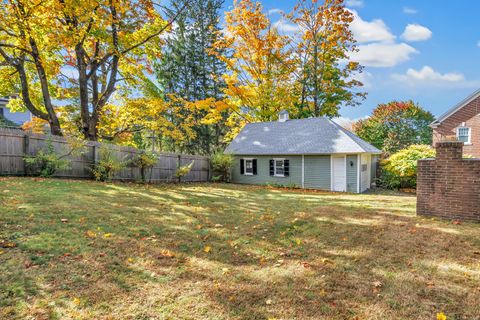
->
[0,128,210,183]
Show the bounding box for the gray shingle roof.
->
[225,117,381,155]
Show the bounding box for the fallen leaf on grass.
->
[85,230,97,238]
[266,299,272,305]
[203,246,211,253]
[160,249,175,258]
[373,281,382,288]
[0,241,16,248]
[73,298,81,306]
[60,218,68,223]
[301,261,311,268]
[436,312,447,320]
[103,233,113,238]
[452,220,461,225]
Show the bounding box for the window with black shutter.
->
[272,158,288,177]
[284,160,289,177]
[242,159,255,175]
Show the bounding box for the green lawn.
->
[0,178,479,320]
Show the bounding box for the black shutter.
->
[240,159,244,175]
[252,159,257,175]
[269,160,274,176]
[284,160,290,177]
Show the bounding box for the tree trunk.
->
[29,38,63,136]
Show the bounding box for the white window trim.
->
[243,158,254,176]
[457,126,471,145]
[273,158,286,177]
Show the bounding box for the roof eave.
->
[434,88,480,125]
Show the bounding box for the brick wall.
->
[417,141,480,222]
[432,96,480,157]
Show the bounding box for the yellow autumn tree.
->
[287,0,366,117]
[0,0,186,139]
[211,0,297,139]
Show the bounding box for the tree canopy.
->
[353,100,435,155]
[1,0,368,153]
[0,0,184,139]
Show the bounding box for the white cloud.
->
[401,24,432,42]
[349,10,395,43]
[268,8,283,16]
[350,42,418,67]
[391,66,480,88]
[346,0,364,8]
[352,71,373,88]
[272,19,300,34]
[403,7,417,14]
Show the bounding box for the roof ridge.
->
[245,117,324,126]
[327,118,364,149]
[432,87,480,125]
[328,119,380,153]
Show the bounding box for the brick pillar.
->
[435,141,463,161]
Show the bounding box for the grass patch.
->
[0,177,479,319]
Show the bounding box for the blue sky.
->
[224,0,480,121]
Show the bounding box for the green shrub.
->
[210,152,233,182]
[132,151,158,183]
[24,137,85,177]
[24,140,70,177]
[91,146,128,181]
[380,144,435,189]
[175,161,194,182]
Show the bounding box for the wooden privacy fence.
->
[0,127,210,183]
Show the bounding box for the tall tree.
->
[352,100,435,155]
[212,0,297,127]
[0,0,185,139]
[288,0,365,117]
[152,0,228,155]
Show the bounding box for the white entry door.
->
[332,156,346,192]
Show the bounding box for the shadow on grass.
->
[0,179,478,319]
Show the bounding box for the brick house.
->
[430,89,480,157]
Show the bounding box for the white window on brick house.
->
[457,127,471,144]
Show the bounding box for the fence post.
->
[23,133,30,176]
[91,144,98,178]
[177,154,181,183]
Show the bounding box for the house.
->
[225,111,381,193]
[0,96,32,126]
[430,89,480,157]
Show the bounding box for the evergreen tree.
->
[153,0,228,155]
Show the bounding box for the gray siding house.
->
[225,112,381,193]
[0,96,32,125]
